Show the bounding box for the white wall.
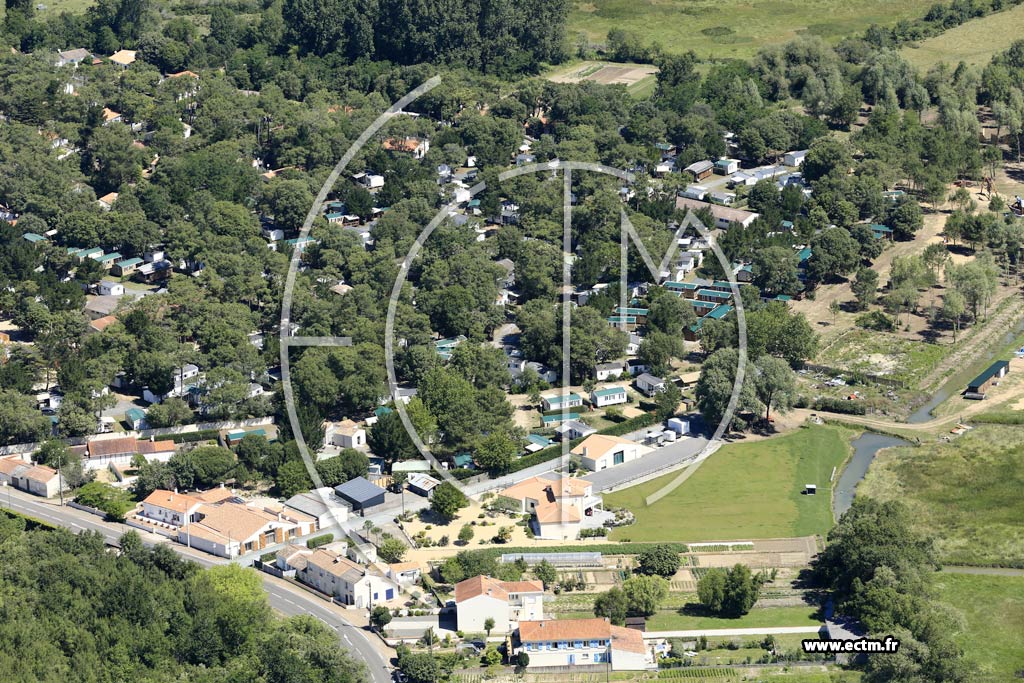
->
[457,594,512,633]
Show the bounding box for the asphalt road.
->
[583,435,710,491]
[1,488,394,683]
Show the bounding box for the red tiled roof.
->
[137,439,175,455]
[610,625,647,654]
[455,575,543,602]
[88,315,119,332]
[142,489,200,515]
[519,618,611,643]
[87,436,137,458]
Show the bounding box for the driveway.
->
[583,435,710,492]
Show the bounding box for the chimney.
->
[582,447,588,458]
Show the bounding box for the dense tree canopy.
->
[0,523,367,683]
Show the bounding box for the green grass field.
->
[859,425,1024,567]
[570,0,939,59]
[901,2,1024,71]
[647,604,822,631]
[933,573,1024,683]
[605,425,853,542]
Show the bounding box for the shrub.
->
[813,397,867,415]
[855,310,896,331]
[168,430,221,444]
[307,533,334,549]
[73,482,134,521]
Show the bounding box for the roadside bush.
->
[306,534,334,548]
[169,430,221,444]
[579,527,609,538]
[74,481,134,521]
[813,397,867,415]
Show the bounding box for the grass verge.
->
[932,572,1024,683]
[859,425,1024,567]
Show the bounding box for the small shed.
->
[453,453,475,469]
[124,407,146,430]
[684,160,714,180]
[869,224,894,240]
[714,158,739,175]
[334,476,386,513]
[805,484,817,495]
[407,472,441,498]
[624,616,647,632]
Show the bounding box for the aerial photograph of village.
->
[0,0,1022,681]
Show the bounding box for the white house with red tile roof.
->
[500,475,601,540]
[0,456,64,497]
[454,575,545,634]
[516,618,654,670]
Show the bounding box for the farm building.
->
[965,361,1010,399]
[572,435,650,472]
[407,472,441,498]
[333,477,386,514]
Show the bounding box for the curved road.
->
[1,488,393,683]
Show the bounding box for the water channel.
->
[831,432,911,519]
[832,314,1024,519]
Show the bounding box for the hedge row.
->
[459,541,689,563]
[306,533,334,548]
[168,429,221,444]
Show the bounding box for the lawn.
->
[646,604,822,631]
[932,573,1024,683]
[570,0,939,59]
[605,425,853,542]
[902,2,1024,71]
[859,425,1024,567]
